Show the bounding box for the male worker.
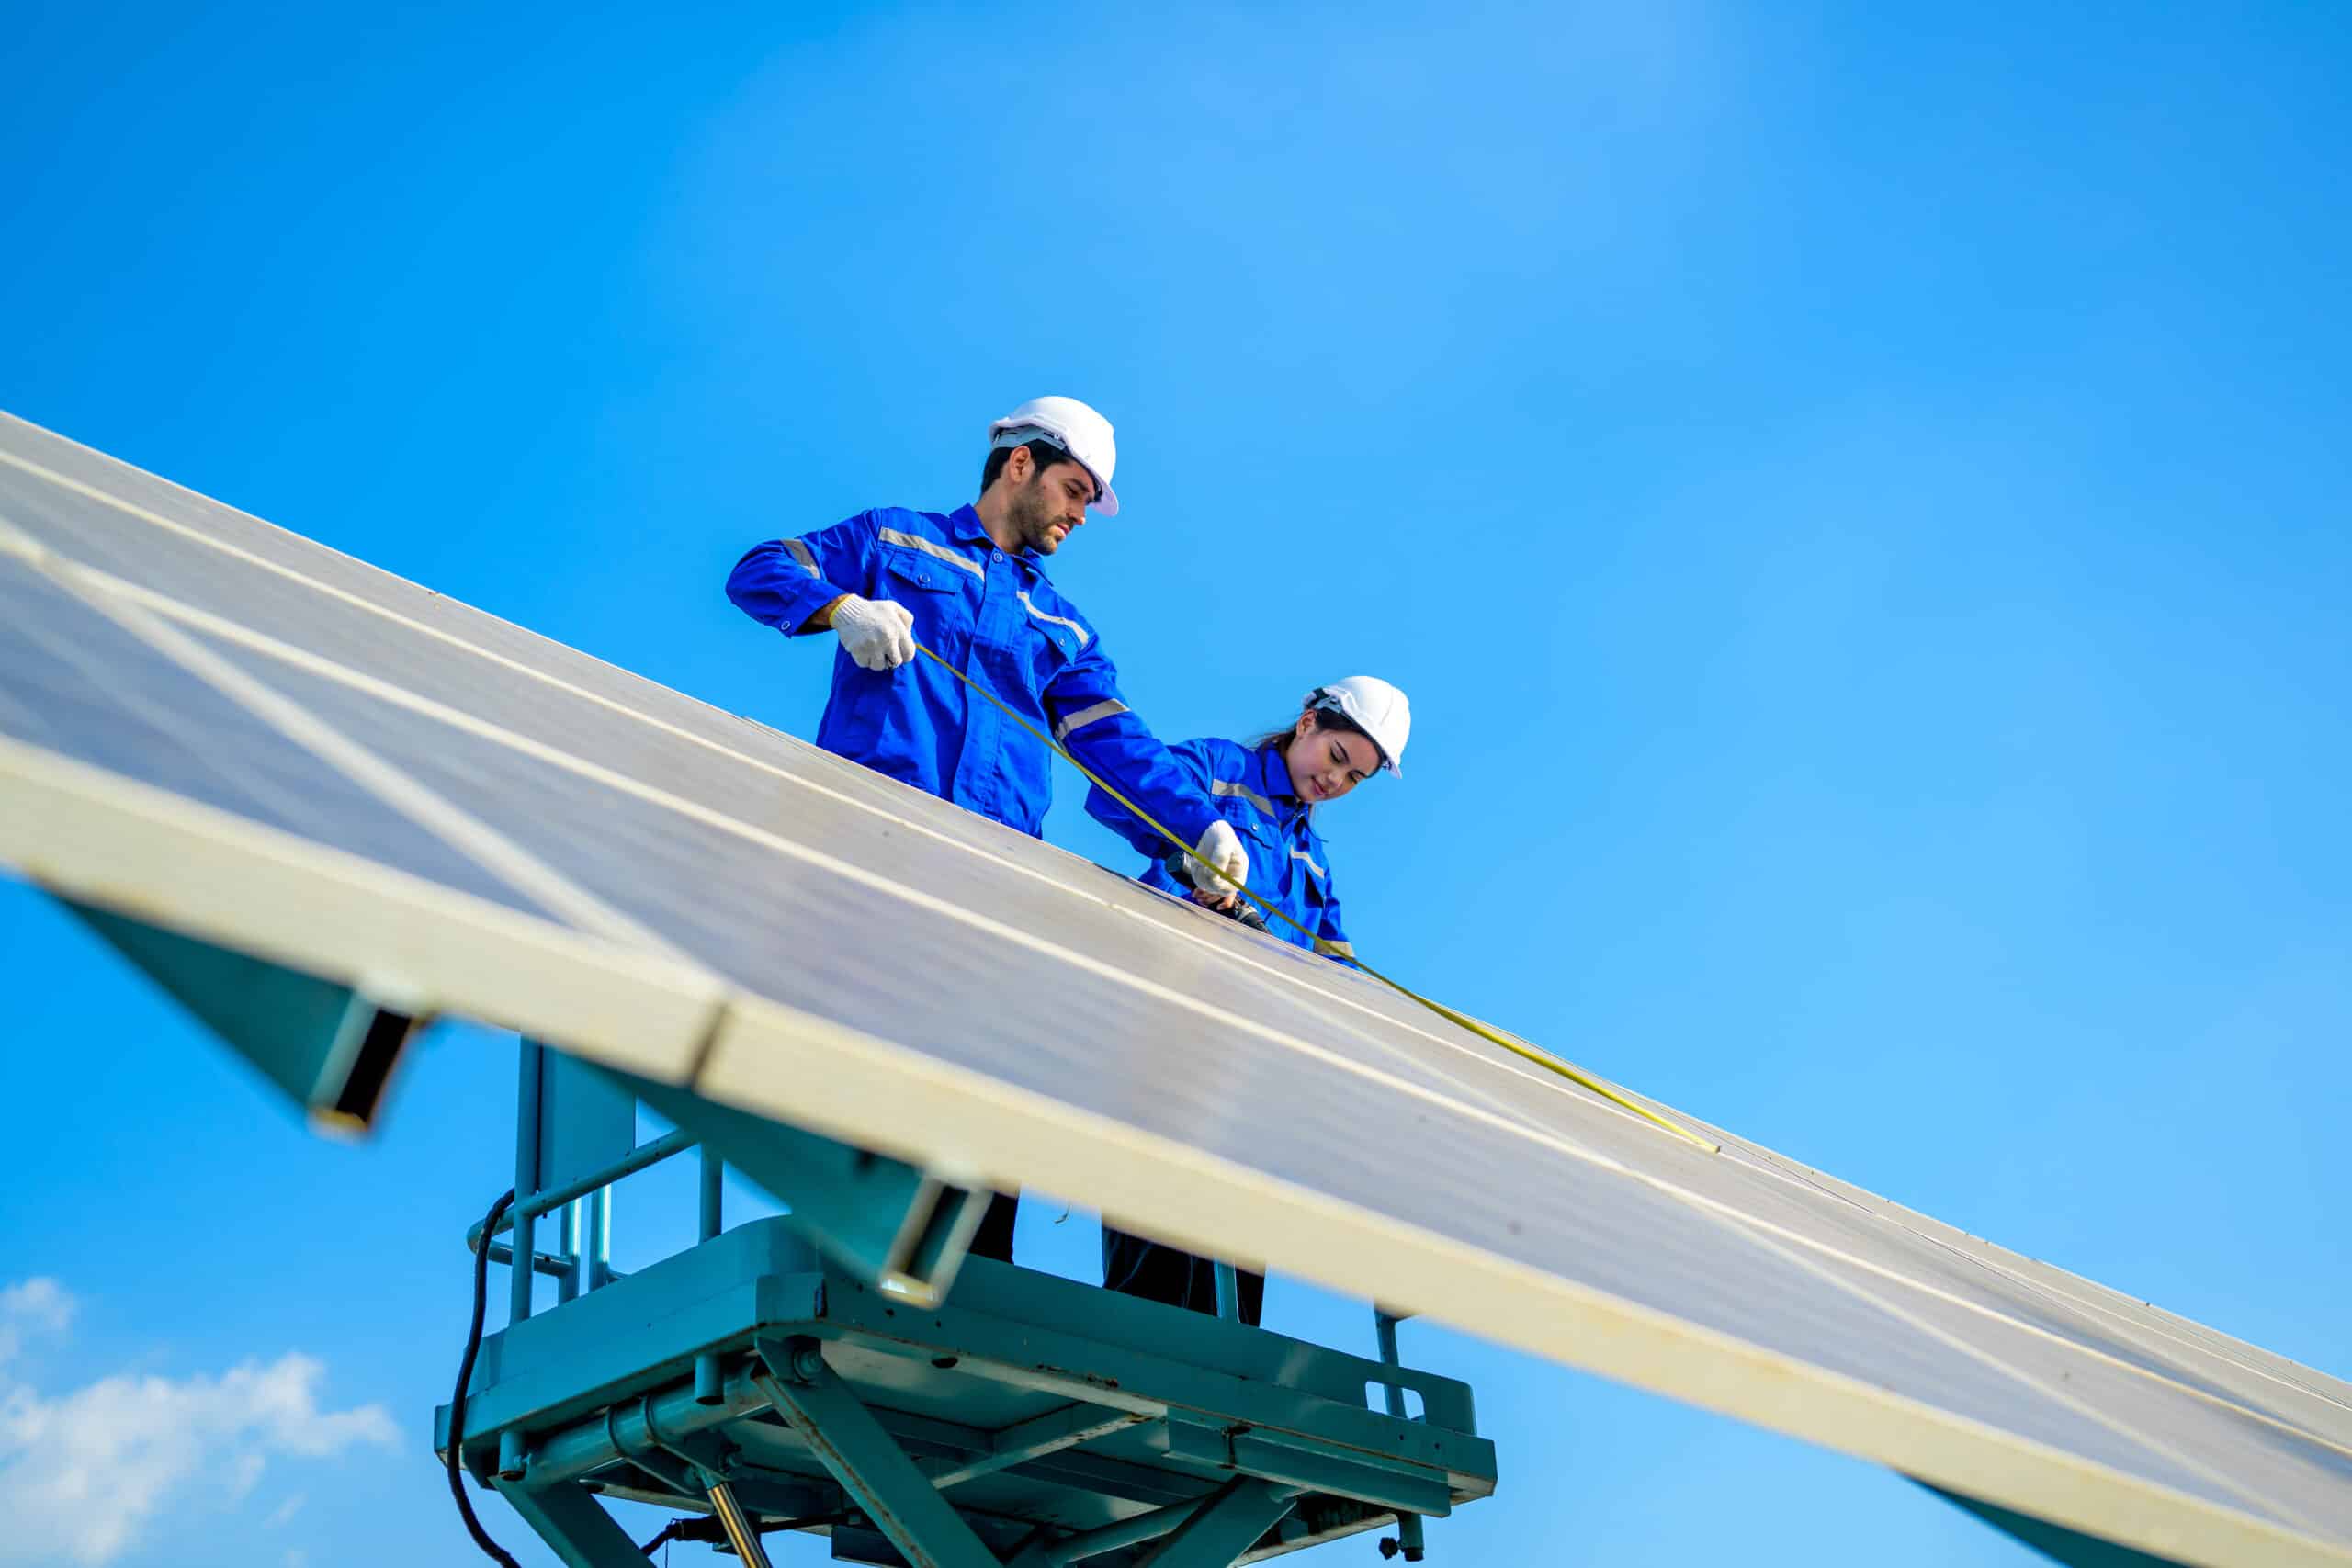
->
[725,395,1251,1266]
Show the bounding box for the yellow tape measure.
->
[915,643,1720,1156]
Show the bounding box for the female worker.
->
[1081,675,1411,1324]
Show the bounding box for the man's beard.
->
[1007,480,1060,553]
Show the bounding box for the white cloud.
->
[283,1551,309,1568]
[0,1279,76,1367]
[0,1280,398,1566]
[265,1492,306,1529]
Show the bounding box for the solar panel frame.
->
[2,412,2346,1568]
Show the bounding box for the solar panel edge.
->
[0,734,722,1085]
[1629,1098,2352,1414]
[691,998,2352,1568]
[0,411,424,608]
[1599,1145,2352,1459]
[0,410,796,773]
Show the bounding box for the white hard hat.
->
[988,395,1120,516]
[1309,676,1411,777]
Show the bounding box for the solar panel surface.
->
[2,411,2346,1567]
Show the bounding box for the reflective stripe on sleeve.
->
[876,527,985,579]
[782,538,820,578]
[1290,848,1327,880]
[1053,699,1129,742]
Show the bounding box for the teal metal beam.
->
[1922,1484,2196,1568]
[855,1400,1202,1508]
[502,1041,543,1481]
[492,1367,768,1485]
[1007,1484,1309,1567]
[482,1239,575,1279]
[1006,1495,1213,1566]
[466,1127,700,1247]
[926,1402,1152,1489]
[491,1479,647,1568]
[1213,1261,1239,1321]
[695,1144,725,1404]
[1155,1419,1453,1517]
[1136,1478,1297,1568]
[752,1337,1002,1568]
[65,901,419,1132]
[1374,1309,1426,1562]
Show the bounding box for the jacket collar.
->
[945,504,1051,580]
[1250,742,1304,815]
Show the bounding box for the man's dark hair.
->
[979,437,1083,497]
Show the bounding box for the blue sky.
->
[3,3,2346,1563]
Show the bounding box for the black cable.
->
[451,1188,852,1563]
[448,1188,523,1568]
[639,1508,854,1555]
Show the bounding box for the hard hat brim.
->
[989,421,1119,515]
[1312,688,1406,777]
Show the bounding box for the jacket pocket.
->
[880,547,966,595]
[1014,589,1088,686]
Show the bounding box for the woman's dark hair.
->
[978,437,1081,496]
[1250,702,1374,757]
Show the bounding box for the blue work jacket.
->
[1086,738,1354,963]
[727,504,1221,845]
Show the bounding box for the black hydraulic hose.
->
[639,1509,854,1555]
[448,1188,523,1568]
[449,1189,846,1562]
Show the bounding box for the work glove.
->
[1185,819,1250,897]
[830,594,917,671]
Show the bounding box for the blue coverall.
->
[726,503,1223,848]
[1085,736,1355,963]
[729,502,1231,1267]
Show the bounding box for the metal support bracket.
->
[1921,1483,2196,1568]
[752,1335,1004,1568]
[625,1072,990,1305]
[66,901,421,1133]
[1134,1478,1298,1568]
[491,1477,650,1568]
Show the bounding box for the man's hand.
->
[1186,819,1250,897]
[829,594,917,671]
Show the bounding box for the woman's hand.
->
[1186,819,1250,897]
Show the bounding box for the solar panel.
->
[3,410,2346,1568]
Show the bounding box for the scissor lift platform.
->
[437,1217,1496,1567]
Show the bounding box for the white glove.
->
[830,594,916,671]
[1186,819,1250,896]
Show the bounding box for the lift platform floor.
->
[436,1218,1497,1567]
